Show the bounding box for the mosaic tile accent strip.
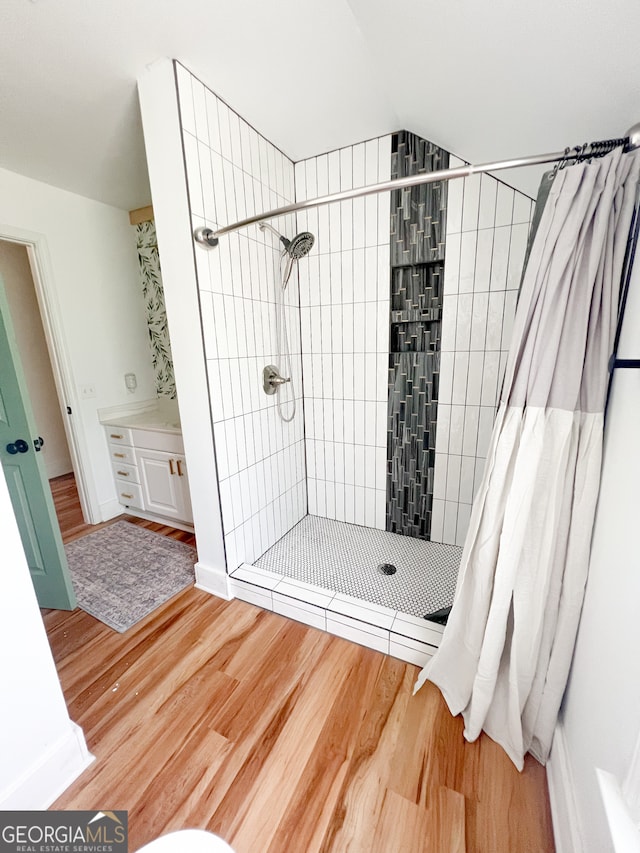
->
[387,131,448,540]
[387,352,439,538]
[391,263,444,314]
[135,220,176,399]
[255,514,461,617]
[390,321,438,354]
[390,130,449,265]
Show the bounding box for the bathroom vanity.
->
[100,400,193,529]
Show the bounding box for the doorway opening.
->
[0,234,91,528]
[0,241,73,476]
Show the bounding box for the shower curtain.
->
[416,146,640,770]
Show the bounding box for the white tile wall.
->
[295,138,392,530]
[179,60,533,561]
[176,63,307,570]
[431,159,534,546]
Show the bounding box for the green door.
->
[0,273,76,610]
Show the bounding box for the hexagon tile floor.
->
[255,515,462,618]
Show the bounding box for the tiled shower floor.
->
[227,516,462,668]
[255,515,462,618]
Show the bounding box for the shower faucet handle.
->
[271,375,291,386]
[263,365,291,395]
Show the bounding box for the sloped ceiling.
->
[2,0,640,211]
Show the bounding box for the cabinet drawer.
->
[130,428,184,454]
[108,443,136,465]
[111,460,139,484]
[105,426,134,446]
[115,480,143,510]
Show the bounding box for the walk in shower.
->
[177,62,533,663]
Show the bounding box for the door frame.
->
[0,224,96,524]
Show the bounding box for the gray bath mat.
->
[65,520,196,632]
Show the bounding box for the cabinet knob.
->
[116,470,129,477]
[177,459,184,476]
[169,459,175,475]
[121,492,134,500]
[110,433,124,440]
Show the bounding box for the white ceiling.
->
[2,0,640,211]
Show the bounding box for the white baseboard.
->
[597,769,640,853]
[0,721,94,809]
[46,460,74,480]
[98,502,195,534]
[99,498,122,522]
[195,561,232,600]
[121,507,195,533]
[548,720,585,853]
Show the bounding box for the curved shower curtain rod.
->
[193,123,640,249]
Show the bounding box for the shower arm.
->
[193,124,640,248]
[259,221,288,246]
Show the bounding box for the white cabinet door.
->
[136,448,192,523]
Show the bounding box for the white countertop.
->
[99,399,181,434]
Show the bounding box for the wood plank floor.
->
[44,475,555,853]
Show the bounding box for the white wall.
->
[552,251,640,853]
[0,468,92,807]
[0,166,156,521]
[176,63,306,572]
[296,139,391,528]
[138,58,228,598]
[0,240,73,479]
[432,166,534,545]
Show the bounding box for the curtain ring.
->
[564,144,586,167]
[552,137,624,181]
[582,141,595,164]
[550,147,571,180]
[559,146,576,171]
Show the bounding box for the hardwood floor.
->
[44,474,555,853]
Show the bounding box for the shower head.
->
[287,231,315,259]
[259,222,315,259]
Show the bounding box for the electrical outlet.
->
[80,384,96,399]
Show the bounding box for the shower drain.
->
[378,563,397,576]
